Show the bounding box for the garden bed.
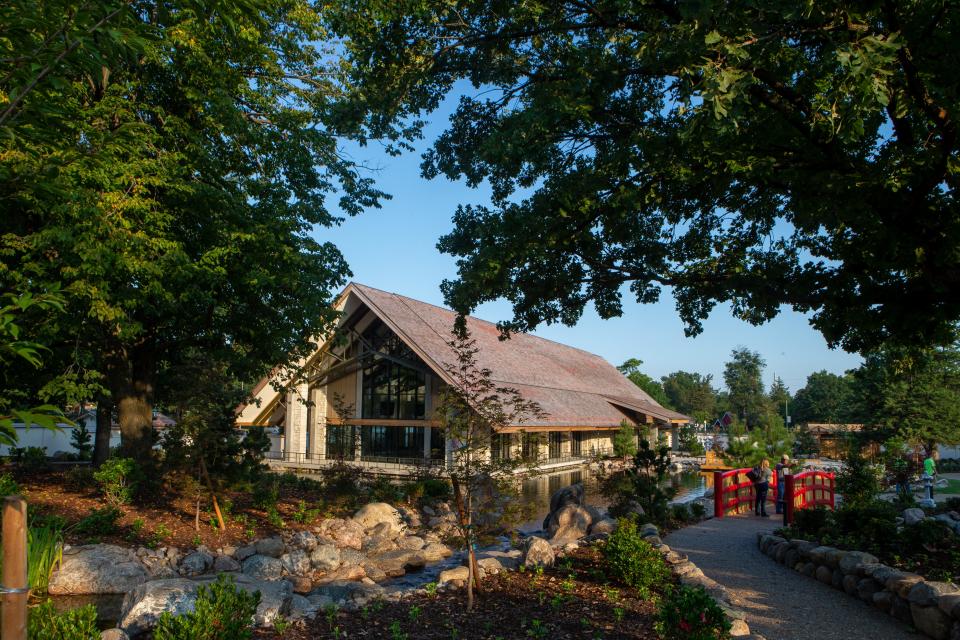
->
[254,546,660,640]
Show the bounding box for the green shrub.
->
[252,476,280,510]
[72,506,121,538]
[655,585,731,640]
[421,478,451,499]
[153,574,260,640]
[29,524,63,593]
[11,446,48,472]
[28,601,99,640]
[65,465,95,491]
[602,519,671,598]
[366,476,404,503]
[670,503,690,523]
[93,457,141,506]
[0,472,19,496]
[793,506,831,539]
[690,502,706,519]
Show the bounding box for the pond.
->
[517,466,707,531]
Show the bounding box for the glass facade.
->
[548,432,562,460]
[360,425,425,460]
[571,432,583,456]
[491,432,511,462]
[325,425,356,458]
[360,320,426,420]
[429,428,445,460]
[521,432,540,462]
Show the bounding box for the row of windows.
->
[325,425,444,460]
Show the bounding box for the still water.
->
[518,466,707,530]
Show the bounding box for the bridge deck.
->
[665,516,917,640]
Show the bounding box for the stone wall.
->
[757,533,960,640]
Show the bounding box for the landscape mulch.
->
[256,547,659,640]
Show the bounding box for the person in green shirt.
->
[924,451,937,498]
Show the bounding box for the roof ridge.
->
[349,281,611,362]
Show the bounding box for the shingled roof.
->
[347,283,689,428]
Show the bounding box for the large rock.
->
[522,536,555,568]
[548,483,585,515]
[290,531,318,551]
[255,537,285,558]
[438,566,469,585]
[908,581,960,606]
[545,504,593,543]
[179,551,213,577]
[310,544,341,571]
[903,508,926,526]
[839,551,878,575]
[242,554,284,581]
[420,543,453,562]
[316,518,364,550]
[353,503,405,536]
[371,549,426,577]
[49,544,149,595]
[910,603,953,640]
[589,518,618,536]
[213,555,241,572]
[118,574,292,636]
[361,522,399,555]
[280,550,311,576]
[100,630,128,640]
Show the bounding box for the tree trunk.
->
[93,393,113,467]
[115,344,156,462]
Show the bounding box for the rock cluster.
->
[758,533,960,640]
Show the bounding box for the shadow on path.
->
[665,516,918,640]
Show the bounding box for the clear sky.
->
[314,94,863,395]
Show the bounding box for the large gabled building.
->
[237,283,689,474]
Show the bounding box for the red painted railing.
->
[713,468,777,518]
[783,470,835,525]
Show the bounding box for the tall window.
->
[429,428,445,460]
[326,425,355,458]
[521,432,540,462]
[360,320,426,420]
[360,425,424,460]
[491,432,511,462]
[571,431,584,456]
[548,432,562,459]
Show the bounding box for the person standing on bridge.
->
[754,459,772,517]
[775,454,790,514]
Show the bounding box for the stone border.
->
[639,523,763,639]
[758,533,960,640]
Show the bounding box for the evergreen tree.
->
[70,423,93,461]
[618,359,671,407]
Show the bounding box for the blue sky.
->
[315,95,863,395]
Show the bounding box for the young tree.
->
[617,359,671,407]
[329,0,960,354]
[70,423,93,461]
[678,424,705,457]
[436,327,544,612]
[612,420,638,459]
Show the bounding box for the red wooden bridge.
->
[712,467,835,524]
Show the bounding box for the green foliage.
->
[604,440,675,526]
[0,472,19,496]
[252,476,281,511]
[618,359,671,407]
[723,349,769,428]
[792,425,820,457]
[792,371,858,425]
[72,506,121,539]
[661,372,717,423]
[329,0,960,353]
[153,574,260,640]
[655,585,732,640]
[723,422,793,468]
[690,502,706,519]
[678,425,705,457]
[836,439,883,507]
[11,446,49,472]
[28,524,64,594]
[27,601,99,640]
[70,425,93,460]
[93,457,141,506]
[612,421,638,459]
[602,519,670,598]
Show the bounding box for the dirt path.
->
[665,516,919,640]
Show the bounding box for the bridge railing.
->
[713,468,777,518]
[783,470,835,526]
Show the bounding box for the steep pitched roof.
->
[346,283,689,428]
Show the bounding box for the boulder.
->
[938,593,960,618]
[398,535,426,551]
[420,543,453,562]
[362,522,399,555]
[360,562,388,583]
[815,565,833,585]
[548,483,585,515]
[213,555,241,572]
[891,596,913,624]
[808,546,835,565]
[179,551,213,577]
[545,504,593,543]
[287,575,313,594]
[522,536,555,568]
[839,551,878,575]
[842,574,859,596]
[873,590,894,612]
[911,603,953,640]
[353,503,405,536]
[639,523,659,539]
[438,566,469,585]
[242,554,284,581]
[857,578,882,603]
[903,507,926,526]
[314,564,365,584]
[889,573,925,598]
[255,537,285,558]
[477,550,522,571]
[371,549,426,577]
[291,531,318,551]
[909,581,960,606]
[234,545,257,561]
[100,630,129,640]
[280,550,312,576]
[310,544,341,571]
[118,575,292,636]
[288,594,318,621]
[49,544,149,595]
[589,518,618,536]
[477,557,503,575]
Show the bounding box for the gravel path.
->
[665,516,919,640]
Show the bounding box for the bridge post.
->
[784,473,795,526]
[713,470,724,518]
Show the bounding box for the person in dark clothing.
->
[775,454,790,514]
[754,458,772,517]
